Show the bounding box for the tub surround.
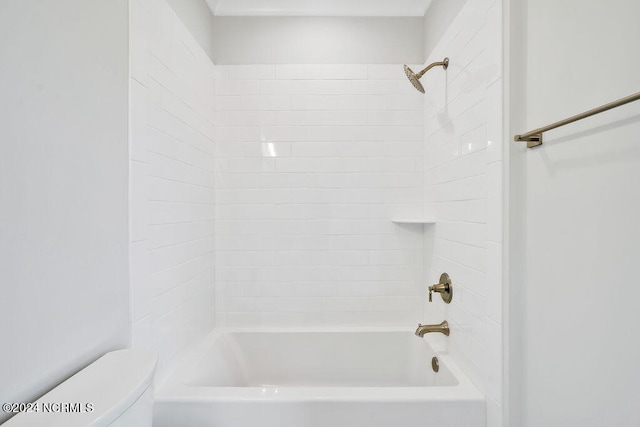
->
[422,0,504,424]
[129,0,217,379]
[213,63,426,328]
[134,0,503,424]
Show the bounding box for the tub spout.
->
[415,321,450,337]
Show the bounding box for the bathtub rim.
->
[156,328,485,404]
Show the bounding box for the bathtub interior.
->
[180,330,458,388]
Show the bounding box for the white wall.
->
[211,0,432,17]
[422,0,503,426]
[508,0,640,426]
[0,0,130,422]
[164,0,216,62]
[129,0,217,377]
[422,0,467,60]
[213,64,426,327]
[210,17,425,64]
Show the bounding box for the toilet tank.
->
[4,349,157,427]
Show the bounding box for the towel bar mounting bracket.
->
[514,133,542,148]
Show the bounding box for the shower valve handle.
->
[428,273,453,304]
[429,284,448,301]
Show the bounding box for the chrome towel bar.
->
[514,91,640,148]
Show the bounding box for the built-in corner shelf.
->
[391,219,436,225]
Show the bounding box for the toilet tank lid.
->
[4,349,157,427]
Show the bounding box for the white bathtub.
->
[154,329,485,427]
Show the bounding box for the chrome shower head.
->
[403,57,449,94]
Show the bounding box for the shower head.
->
[403,57,449,94]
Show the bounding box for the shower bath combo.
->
[153,55,485,427]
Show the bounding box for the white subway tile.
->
[228,158,276,173]
[130,160,149,242]
[322,64,368,80]
[276,64,322,80]
[459,125,488,155]
[367,110,423,126]
[435,221,487,248]
[277,297,322,312]
[367,64,403,80]
[384,94,424,111]
[291,95,337,110]
[435,237,487,273]
[322,111,369,126]
[215,79,260,95]
[260,126,306,142]
[306,126,354,142]
[216,126,261,142]
[305,80,352,95]
[275,111,324,126]
[486,241,502,324]
[259,80,308,95]
[229,111,276,126]
[487,161,503,242]
[216,95,291,111]
[322,297,370,312]
[351,80,399,95]
[130,240,151,321]
[227,64,276,80]
[336,95,385,111]
[486,79,503,163]
[422,0,503,400]
[130,0,216,374]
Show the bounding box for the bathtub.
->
[154,329,485,427]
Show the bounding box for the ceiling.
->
[205,0,433,17]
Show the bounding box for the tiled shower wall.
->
[213,65,427,327]
[422,0,503,426]
[128,1,505,422]
[129,0,216,375]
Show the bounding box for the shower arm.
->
[415,58,449,79]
